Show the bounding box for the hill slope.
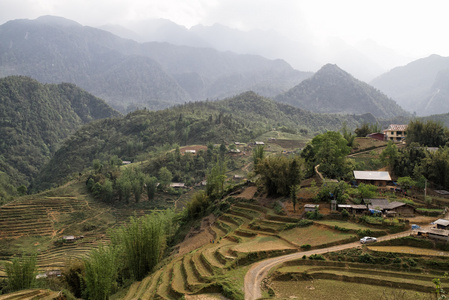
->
[34,91,378,190]
[0,16,310,112]
[275,64,409,118]
[370,54,449,116]
[0,76,120,187]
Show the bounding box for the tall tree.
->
[256,155,303,196]
[305,131,352,179]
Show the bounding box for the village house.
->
[363,198,415,217]
[184,150,196,154]
[366,132,385,141]
[304,204,319,212]
[415,228,449,242]
[353,170,392,186]
[434,219,449,230]
[384,124,408,142]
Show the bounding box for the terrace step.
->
[171,260,189,295]
[182,254,204,292]
[155,264,177,300]
[233,202,269,213]
[191,250,213,280]
[138,269,163,300]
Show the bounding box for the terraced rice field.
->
[123,200,377,299]
[271,259,440,298]
[278,224,356,247]
[368,245,449,257]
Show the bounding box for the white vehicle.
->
[360,236,377,244]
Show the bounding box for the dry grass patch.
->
[231,235,296,253]
[270,279,432,300]
[368,245,449,257]
[316,220,384,231]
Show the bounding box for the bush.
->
[301,244,312,250]
[356,229,373,237]
[4,253,37,292]
[309,254,325,260]
[358,253,375,264]
[341,209,350,219]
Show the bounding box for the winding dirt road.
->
[244,230,413,300]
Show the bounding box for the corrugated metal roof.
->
[435,219,449,226]
[353,171,391,181]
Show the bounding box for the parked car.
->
[360,236,377,244]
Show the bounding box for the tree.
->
[256,155,303,196]
[4,253,37,292]
[407,120,449,147]
[206,159,227,197]
[341,122,355,147]
[144,175,158,201]
[397,176,416,193]
[354,122,381,137]
[357,183,377,202]
[186,190,210,220]
[380,141,399,171]
[158,167,172,190]
[116,175,132,204]
[290,185,300,212]
[84,245,119,300]
[109,211,177,281]
[253,145,265,166]
[306,131,353,179]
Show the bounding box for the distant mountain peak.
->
[275,64,409,118]
[35,15,82,27]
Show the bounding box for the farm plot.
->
[368,245,449,257]
[231,235,296,253]
[315,220,385,232]
[278,224,356,247]
[270,279,432,300]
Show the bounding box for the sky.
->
[1,0,448,60]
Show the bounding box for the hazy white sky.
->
[1,0,448,58]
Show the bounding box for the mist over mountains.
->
[0,15,448,116]
[100,18,413,82]
[0,16,310,112]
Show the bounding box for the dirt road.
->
[244,230,412,300]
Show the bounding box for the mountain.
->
[35,91,377,190]
[275,64,409,119]
[0,76,120,187]
[0,16,310,112]
[370,54,449,116]
[101,18,413,81]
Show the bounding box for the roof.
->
[419,228,449,237]
[385,124,408,132]
[435,219,449,227]
[304,204,319,208]
[170,183,185,188]
[366,199,408,210]
[353,171,391,181]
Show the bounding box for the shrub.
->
[309,254,325,260]
[356,229,373,237]
[301,244,312,250]
[341,209,349,219]
[4,253,37,292]
[358,253,375,264]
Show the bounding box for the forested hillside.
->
[0,16,310,112]
[0,76,120,190]
[35,91,377,190]
[275,64,409,118]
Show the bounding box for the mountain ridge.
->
[275,64,409,118]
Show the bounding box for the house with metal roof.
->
[434,219,449,230]
[353,171,391,186]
